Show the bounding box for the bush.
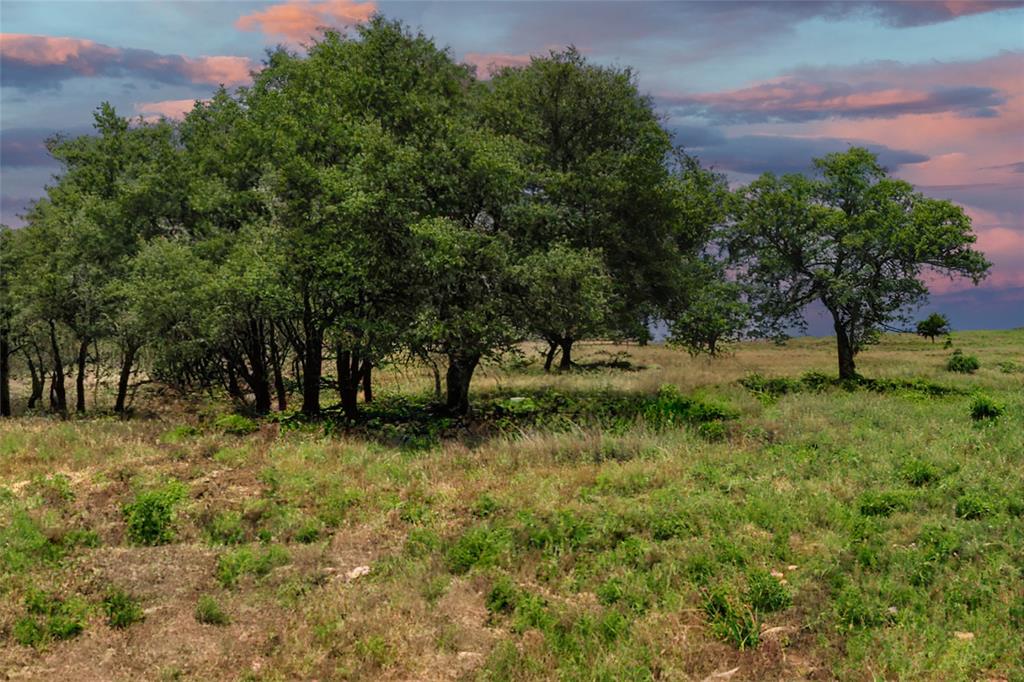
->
[123,481,188,546]
[955,492,997,520]
[205,510,247,545]
[214,414,258,435]
[195,595,230,625]
[969,394,1004,421]
[14,589,88,647]
[445,525,511,574]
[485,576,519,615]
[858,491,909,517]
[746,569,791,613]
[216,545,289,588]
[946,349,979,373]
[899,459,940,487]
[102,589,144,629]
[703,584,759,649]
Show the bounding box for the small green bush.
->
[969,394,1004,421]
[205,510,247,545]
[899,459,940,487]
[946,349,979,373]
[485,576,519,615]
[445,525,511,574]
[102,589,144,629]
[123,481,188,546]
[955,492,997,520]
[746,569,791,613]
[216,545,289,588]
[857,491,909,517]
[703,584,759,649]
[195,595,230,625]
[15,589,88,646]
[214,414,258,435]
[834,585,883,629]
[160,424,199,444]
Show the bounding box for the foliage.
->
[916,313,951,342]
[969,394,1004,420]
[102,588,145,628]
[195,595,231,625]
[946,349,980,373]
[123,480,188,545]
[729,147,990,378]
[214,414,259,435]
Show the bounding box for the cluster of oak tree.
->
[0,18,990,419]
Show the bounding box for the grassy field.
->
[1,331,1022,681]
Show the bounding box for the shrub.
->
[955,492,996,520]
[445,525,511,574]
[703,584,759,649]
[160,425,199,444]
[15,589,88,646]
[485,576,519,615]
[195,595,230,625]
[102,589,144,629]
[205,511,247,545]
[123,481,188,546]
[834,585,883,629]
[969,394,1004,421]
[746,569,791,613]
[900,459,940,487]
[214,414,258,435]
[946,349,979,373]
[857,491,909,517]
[216,545,289,588]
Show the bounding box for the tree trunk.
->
[558,337,574,372]
[48,322,67,416]
[75,337,89,414]
[445,353,480,416]
[269,325,287,411]
[361,360,373,404]
[27,354,44,410]
[0,327,10,417]
[336,348,359,420]
[114,345,136,414]
[431,361,442,399]
[834,318,857,380]
[300,292,322,418]
[543,340,558,373]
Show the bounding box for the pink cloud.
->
[463,52,533,79]
[1,33,255,89]
[0,33,118,73]
[134,98,207,121]
[235,0,376,42]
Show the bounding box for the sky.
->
[2,0,1023,331]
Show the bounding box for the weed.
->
[15,589,89,647]
[703,584,760,649]
[214,414,259,435]
[102,589,144,629]
[970,394,1004,420]
[445,525,512,574]
[996,360,1024,374]
[216,544,290,588]
[858,491,909,517]
[899,459,940,487]
[747,569,792,613]
[195,595,230,625]
[955,492,997,520]
[486,575,519,615]
[123,480,188,545]
[160,425,199,444]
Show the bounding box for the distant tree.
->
[730,148,990,379]
[667,259,749,357]
[517,244,612,371]
[916,313,951,343]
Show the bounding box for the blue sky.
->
[2,1,1022,330]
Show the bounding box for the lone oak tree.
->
[731,147,990,379]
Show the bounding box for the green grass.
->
[1,330,1021,680]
